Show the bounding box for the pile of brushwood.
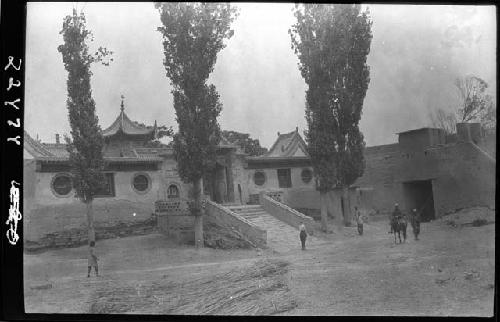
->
[89,258,296,315]
[440,206,495,229]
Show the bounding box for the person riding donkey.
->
[389,203,403,233]
[409,208,421,240]
[390,203,408,243]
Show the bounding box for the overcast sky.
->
[25,3,496,148]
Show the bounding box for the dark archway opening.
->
[402,180,436,222]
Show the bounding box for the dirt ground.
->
[24,207,495,316]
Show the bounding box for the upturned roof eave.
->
[34,156,164,163]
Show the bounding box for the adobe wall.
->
[358,142,495,218]
[431,142,495,216]
[477,132,496,158]
[23,199,156,244]
[286,184,405,221]
[285,189,342,220]
[157,213,195,244]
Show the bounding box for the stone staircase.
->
[226,204,319,254]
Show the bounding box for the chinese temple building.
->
[23,97,495,247]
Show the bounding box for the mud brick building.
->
[259,124,495,222]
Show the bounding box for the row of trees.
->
[60,3,414,246]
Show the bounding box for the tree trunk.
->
[86,199,95,244]
[342,187,352,226]
[193,178,204,248]
[320,190,328,232]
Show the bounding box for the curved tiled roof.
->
[24,131,53,157]
[102,106,155,138]
[42,143,69,158]
[218,134,239,149]
[265,129,309,158]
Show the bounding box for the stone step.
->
[220,203,318,254]
[227,205,262,210]
[235,210,267,215]
[232,209,265,215]
[222,202,243,207]
[237,213,269,218]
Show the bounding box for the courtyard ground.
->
[24,207,495,316]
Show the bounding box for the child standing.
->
[299,222,307,250]
[355,206,363,235]
[87,241,99,277]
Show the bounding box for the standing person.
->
[410,208,421,240]
[87,241,99,278]
[299,222,307,250]
[355,206,364,235]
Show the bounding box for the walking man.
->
[355,206,364,235]
[410,208,421,240]
[299,222,307,250]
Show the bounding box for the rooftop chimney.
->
[296,126,299,133]
[55,133,60,144]
[277,131,280,136]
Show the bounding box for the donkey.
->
[391,216,407,244]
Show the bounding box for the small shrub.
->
[445,219,457,227]
[472,218,488,227]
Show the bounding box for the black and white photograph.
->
[11,1,497,317]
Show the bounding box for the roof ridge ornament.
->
[120,94,125,112]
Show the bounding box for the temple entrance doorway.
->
[204,161,234,204]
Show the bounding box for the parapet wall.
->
[260,194,315,235]
[205,201,267,247]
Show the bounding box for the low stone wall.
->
[260,195,315,235]
[24,217,157,253]
[205,201,267,248]
[157,212,195,245]
[294,208,323,221]
[24,199,156,242]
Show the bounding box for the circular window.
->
[253,171,266,186]
[301,168,313,184]
[132,173,151,193]
[51,173,72,197]
[167,184,180,199]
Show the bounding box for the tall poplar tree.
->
[58,9,112,244]
[156,3,238,247]
[290,4,372,231]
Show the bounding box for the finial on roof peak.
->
[296,126,298,133]
[277,131,280,136]
[120,94,125,112]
